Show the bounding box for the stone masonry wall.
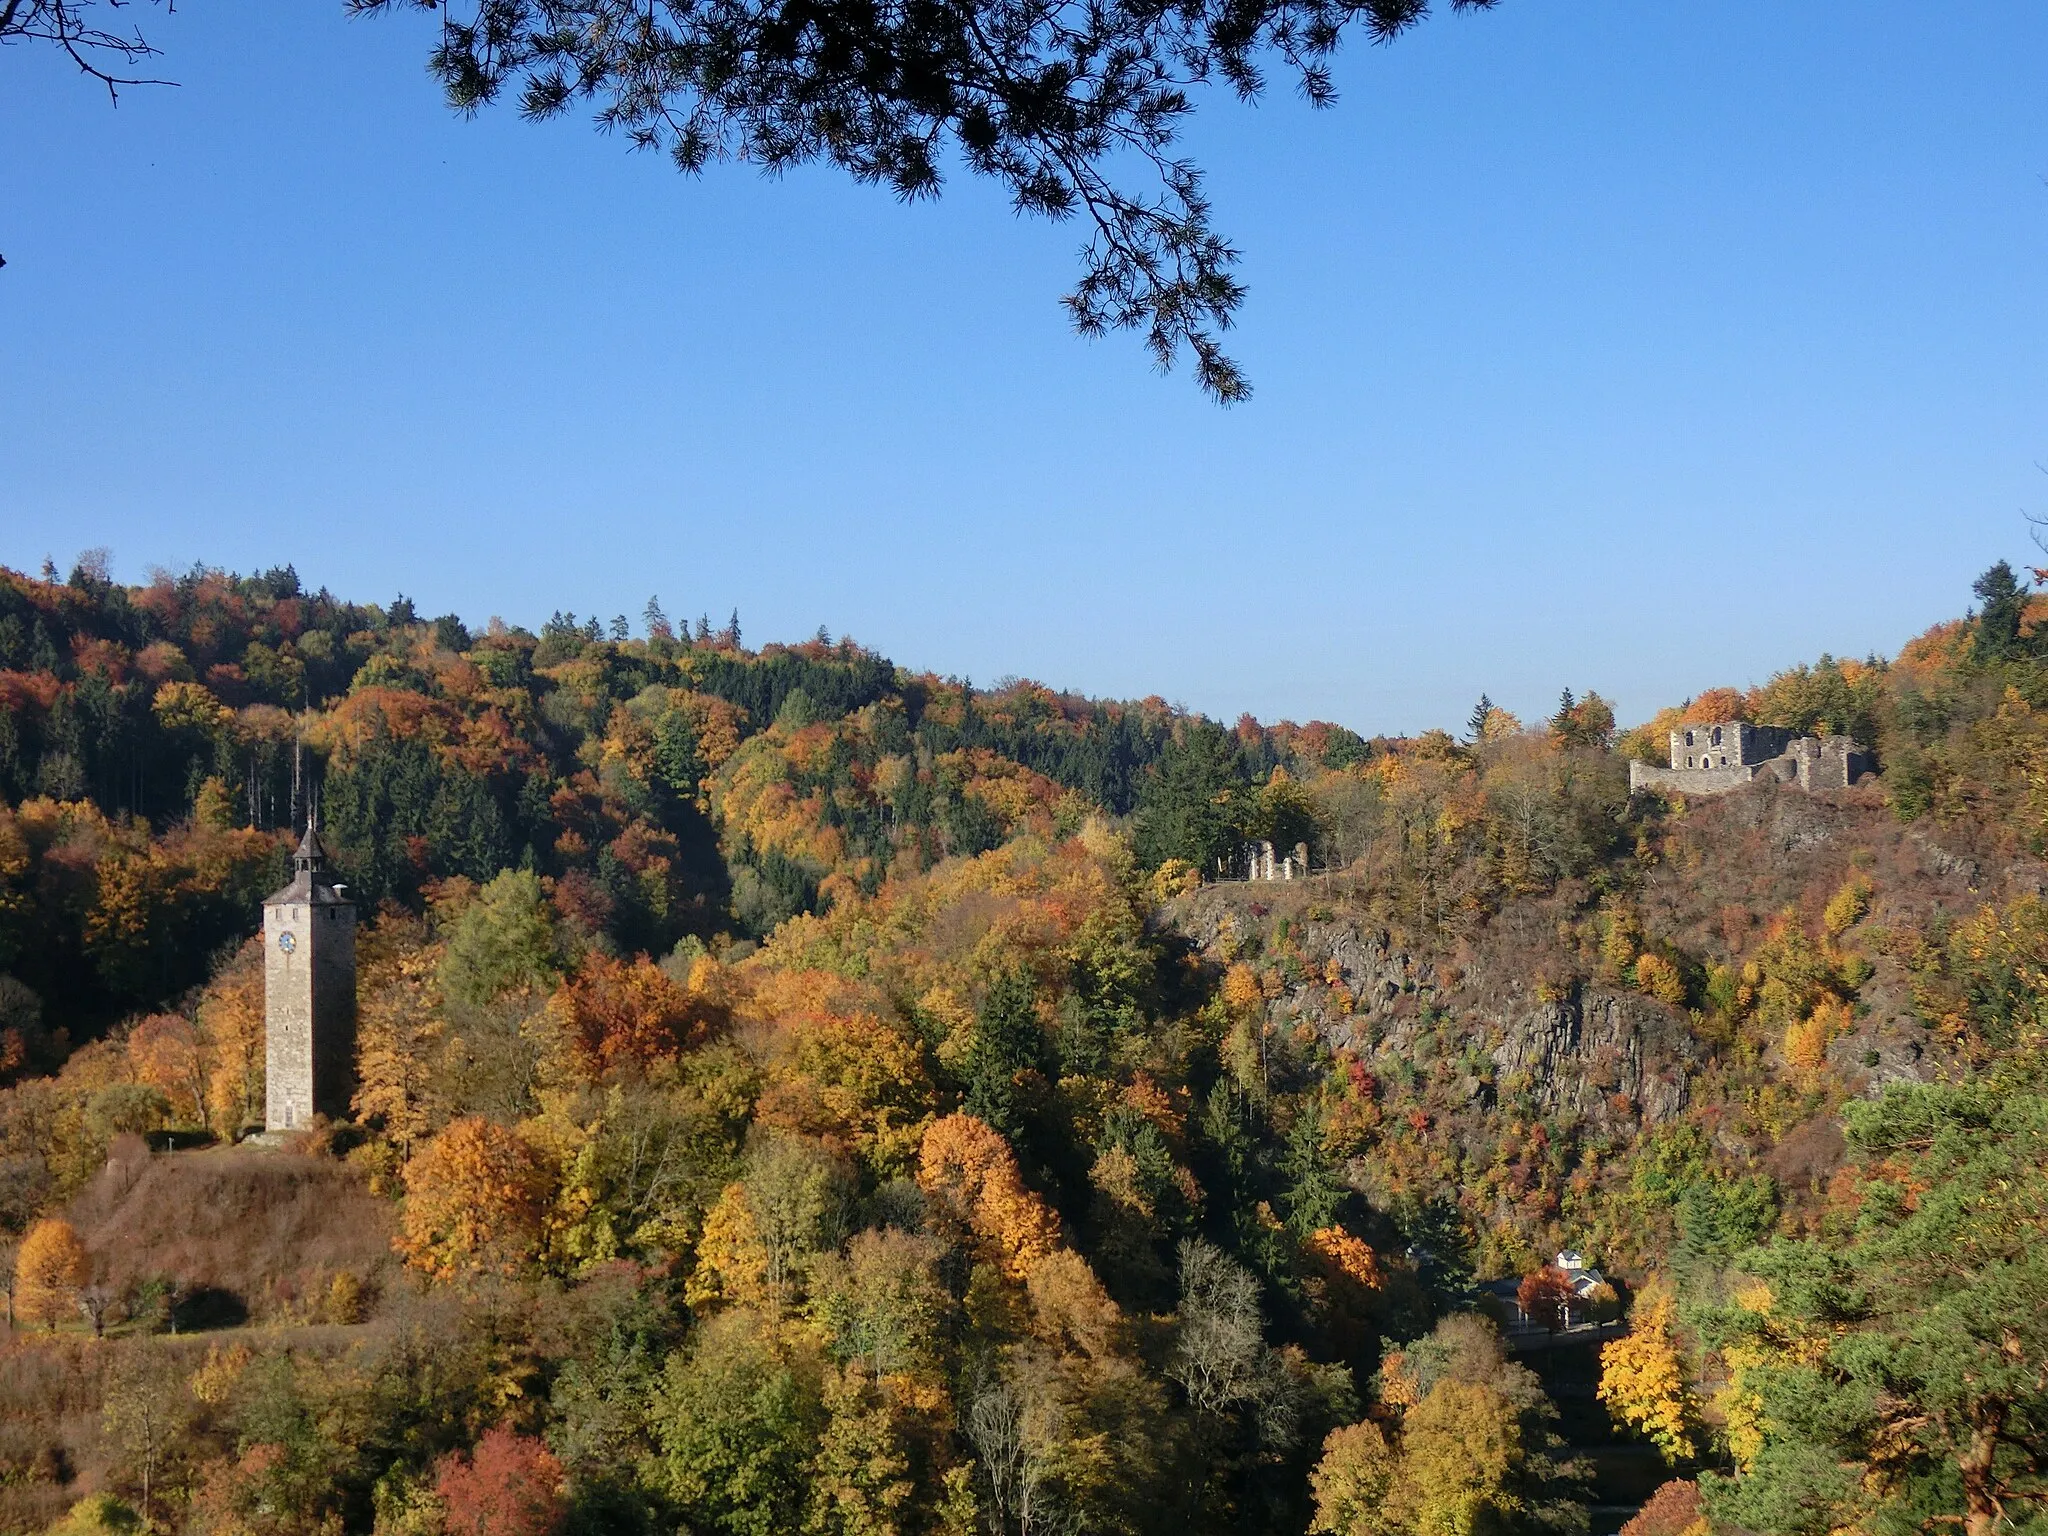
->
[264,901,357,1130]
[263,902,315,1132]
[1630,761,1760,794]
[311,906,357,1120]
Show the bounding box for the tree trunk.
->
[1958,1402,2005,1536]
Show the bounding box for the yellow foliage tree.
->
[1401,1378,1526,1536]
[1149,858,1202,904]
[1221,962,1264,1015]
[1784,994,1853,1079]
[1633,952,1687,1008]
[1311,1379,1527,1536]
[686,1180,773,1311]
[755,1008,935,1178]
[1600,906,1641,976]
[197,947,266,1136]
[189,1343,253,1406]
[16,1217,90,1331]
[1822,875,1873,938]
[1309,1420,1398,1536]
[1598,1284,1697,1463]
[1706,1277,1829,1473]
[397,1116,553,1282]
[352,930,444,1158]
[806,1364,918,1536]
[1022,1248,1123,1359]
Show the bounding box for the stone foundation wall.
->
[1629,761,1762,794]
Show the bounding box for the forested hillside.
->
[0,556,2043,1536]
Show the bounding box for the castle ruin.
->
[262,825,357,1132]
[1628,721,1869,796]
[1231,840,1313,881]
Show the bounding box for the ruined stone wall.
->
[1635,721,1866,797]
[1669,723,1727,770]
[1736,723,1794,765]
[1629,761,1761,794]
[1793,736,1870,791]
[1667,722,1792,772]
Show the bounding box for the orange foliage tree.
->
[127,1013,208,1126]
[1303,1226,1384,1357]
[1517,1265,1576,1332]
[557,953,708,1078]
[915,1113,1059,1280]
[435,1425,566,1536]
[398,1117,554,1282]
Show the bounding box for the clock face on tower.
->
[278,931,296,953]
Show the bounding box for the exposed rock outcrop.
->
[1481,984,1693,1124]
[1163,887,1697,1127]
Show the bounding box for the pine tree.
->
[1971,560,2030,664]
[963,970,1045,1141]
[643,595,674,640]
[1466,694,1494,745]
[1549,689,1577,740]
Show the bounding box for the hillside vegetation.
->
[0,557,2044,1536]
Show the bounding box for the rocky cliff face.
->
[1163,888,1697,1131]
[1479,984,1693,1124]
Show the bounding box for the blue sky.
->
[2,0,2043,735]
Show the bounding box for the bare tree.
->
[0,1,172,100]
[77,1280,115,1338]
[1165,1240,1303,1515]
[963,1365,1076,1536]
[1168,1239,1266,1415]
[0,1241,16,1333]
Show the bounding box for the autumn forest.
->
[0,555,2044,1536]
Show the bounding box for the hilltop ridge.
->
[1,556,2045,1536]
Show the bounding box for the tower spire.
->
[293,818,327,875]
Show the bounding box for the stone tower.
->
[263,824,357,1131]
